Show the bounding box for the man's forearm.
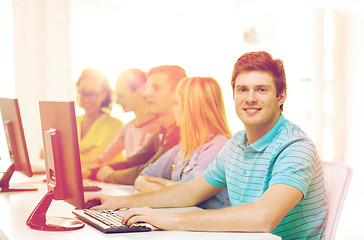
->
[169,184,303,233]
[121,201,274,232]
[108,149,155,170]
[123,175,221,208]
[169,203,272,232]
[134,175,163,192]
[103,166,139,185]
[126,182,199,208]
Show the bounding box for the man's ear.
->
[278,89,287,106]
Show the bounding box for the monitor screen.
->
[0,97,36,192]
[26,101,85,231]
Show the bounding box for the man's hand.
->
[145,176,177,188]
[122,206,180,230]
[134,175,177,192]
[96,165,114,181]
[84,193,128,210]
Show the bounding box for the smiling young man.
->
[86,52,328,239]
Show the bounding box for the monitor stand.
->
[26,190,85,231]
[0,163,37,192]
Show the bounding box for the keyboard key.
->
[73,209,152,233]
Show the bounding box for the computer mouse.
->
[84,198,102,209]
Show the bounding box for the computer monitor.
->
[0,97,37,192]
[26,101,85,231]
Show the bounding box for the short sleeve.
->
[269,139,319,197]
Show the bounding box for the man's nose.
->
[245,90,257,103]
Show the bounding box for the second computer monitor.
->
[27,101,86,231]
[39,101,85,208]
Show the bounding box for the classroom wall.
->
[2,0,363,175]
[10,0,72,162]
[335,8,364,238]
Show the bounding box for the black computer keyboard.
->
[72,209,152,233]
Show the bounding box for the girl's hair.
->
[117,68,147,92]
[177,77,231,161]
[76,68,113,112]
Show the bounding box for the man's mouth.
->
[244,108,261,114]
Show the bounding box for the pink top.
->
[96,117,160,164]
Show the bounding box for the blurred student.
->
[83,69,159,169]
[76,68,123,167]
[134,77,231,209]
[85,51,328,239]
[86,65,186,185]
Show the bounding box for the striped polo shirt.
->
[203,114,327,239]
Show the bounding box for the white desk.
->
[0,173,281,240]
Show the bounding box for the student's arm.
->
[108,133,160,170]
[134,175,177,192]
[86,174,221,210]
[85,136,158,181]
[134,146,178,191]
[121,182,303,232]
[98,165,140,185]
[85,146,163,182]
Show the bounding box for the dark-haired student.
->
[86,51,328,239]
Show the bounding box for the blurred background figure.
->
[134,77,232,209]
[83,68,159,168]
[76,68,123,167]
[87,65,186,184]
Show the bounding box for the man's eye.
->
[258,88,267,93]
[237,88,247,93]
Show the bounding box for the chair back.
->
[323,161,353,240]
